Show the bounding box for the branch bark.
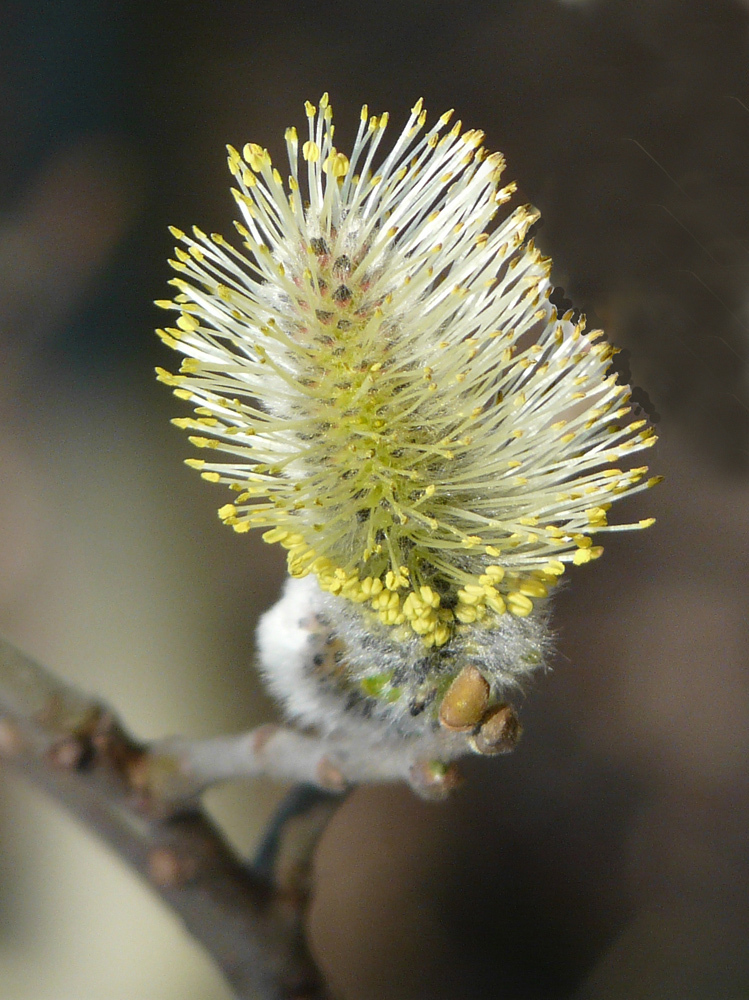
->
[0,635,334,1000]
[146,725,464,804]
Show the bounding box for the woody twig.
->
[0,635,333,1000]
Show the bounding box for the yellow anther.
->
[403,591,421,618]
[455,603,478,624]
[324,151,350,177]
[155,329,178,349]
[433,623,451,646]
[412,616,434,636]
[480,565,505,584]
[189,439,216,454]
[176,314,199,333]
[262,527,289,545]
[507,592,533,616]
[373,590,392,611]
[376,590,400,610]
[242,143,265,171]
[303,140,320,162]
[171,417,195,430]
[586,507,608,526]
[457,588,480,606]
[518,579,548,599]
[381,606,402,626]
[485,592,506,615]
[154,367,183,386]
[543,561,566,576]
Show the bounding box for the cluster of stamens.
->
[156,94,659,648]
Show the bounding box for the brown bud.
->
[0,718,24,757]
[148,847,197,888]
[316,756,347,792]
[469,703,522,755]
[47,736,87,770]
[408,759,463,801]
[438,665,490,732]
[252,723,280,754]
[89,710,115,750]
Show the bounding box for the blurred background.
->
[0,0,748,997]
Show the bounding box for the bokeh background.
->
[1,1,748,997]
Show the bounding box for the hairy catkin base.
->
[256,575,552,775]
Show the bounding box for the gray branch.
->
[0,635,335,1000]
